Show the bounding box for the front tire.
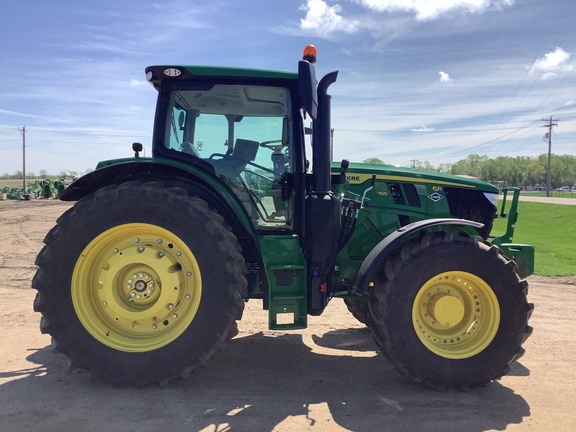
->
[343,298,371,327]
[33,182,246,385]
[368,232,533,390]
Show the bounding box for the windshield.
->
[164,84,294,229]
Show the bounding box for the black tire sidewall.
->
[370,236,528,387]
[40,183,243,383]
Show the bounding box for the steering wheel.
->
[259,139,284,151]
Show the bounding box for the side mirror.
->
[132,142,143,158]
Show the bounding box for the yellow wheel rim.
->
[412,271,500,359]
[72,223,201,352]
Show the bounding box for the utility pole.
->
[542,116,558,197]
[19,126,26,190]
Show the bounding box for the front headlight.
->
[483,192,498,209]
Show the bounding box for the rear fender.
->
[60,160,255,238]
[353,218,484,294]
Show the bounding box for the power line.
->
[489,0,576,152]
[542,116,559,197]
[19,126,26,190]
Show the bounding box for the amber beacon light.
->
[302,45,317,63]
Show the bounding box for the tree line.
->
[0,168,93,180]
[3,153,575,189]
[363,153,576,188]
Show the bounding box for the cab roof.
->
[145,65,298,90]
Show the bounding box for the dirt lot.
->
[1,199,575,431]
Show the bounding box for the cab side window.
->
[165,86,294,229]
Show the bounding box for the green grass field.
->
[0,179,42,188]
[491,201,576,278]
[521,191,576,199]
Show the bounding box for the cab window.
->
[165,85,294,229]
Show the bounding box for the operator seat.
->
[210,138,259,182]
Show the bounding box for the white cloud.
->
[0,109,47,119]
[530,47,572,78]
[299,0,359,34]
[342,47,353,56]
[565,99,576,107]
[412,126,434,132]
[352,0,514,21]
[438,71,452,83]
[129,79,146,87]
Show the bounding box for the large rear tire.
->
[33,182,246,385]
[368,232,533,390]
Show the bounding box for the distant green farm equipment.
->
[34,180,54,199]
[1,187,31,200]
[0,179,67,200]
[31,179,67,199]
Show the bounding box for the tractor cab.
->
[156,82,297,228]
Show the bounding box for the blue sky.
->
[0,0,574,175]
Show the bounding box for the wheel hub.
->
[72,223,202,352]
[427,294,465,328]
[133,277,149,293]
[412,271,500,359]
[122,270,159,307]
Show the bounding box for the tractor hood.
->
[334,162,499,193]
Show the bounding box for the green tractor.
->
[33,45,534,390]
[34,179,54,199]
